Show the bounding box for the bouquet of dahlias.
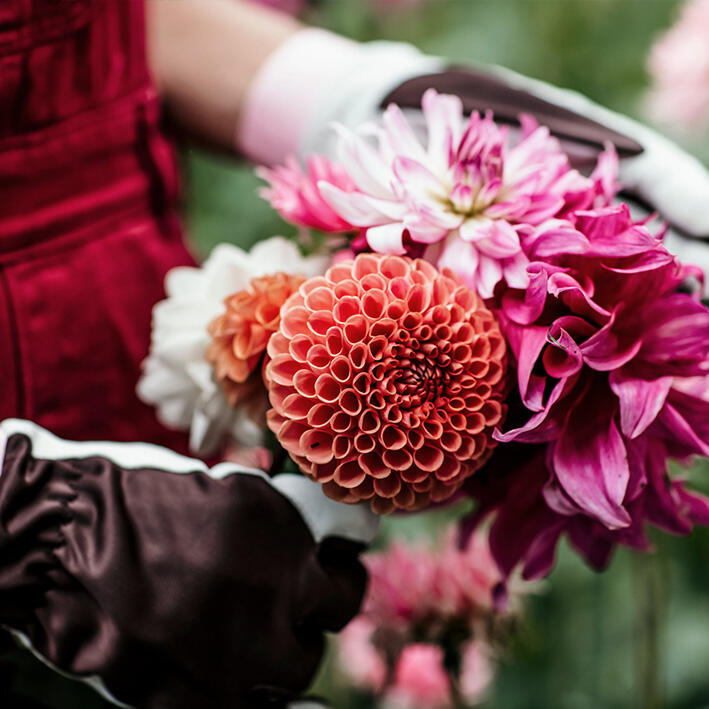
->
[139,88,709,589]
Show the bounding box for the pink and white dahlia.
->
[489,203,709,537]
[646,0,709,133]
[257,155,355,233]
[317,89,607,298]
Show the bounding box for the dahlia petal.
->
[575,205,663,257]
[382,103,429,164]
[506,324,547,410]
[524,220,590,259]
[459,217,495,243]
[642,459,692,536]
[335,460,367,489]
[476,255,504,299]
[521,522,567,581]
[608,373,673,439]
[542,478,583,518]
[547,272,611,324]
[656,399,709,458]
[334,124,396,199]
[392,156,446,205]
[543,324,584,380]
[678,487,709,527]
[422,88,464,170]
[501,252,530,290]
[373,474,402,499]
[474,220,521,259]
[404,210,460,241]
[365,223,408,255]
[504,262,567,325]
[566,521,618,571]
[553,403,631,529]
[494,376,570,444]
[581,311,643,372]
[318,182,392,226]
[637,294,709,375]
[432,236,479,290]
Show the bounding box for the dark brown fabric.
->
[0,433,366,708]
[382,69,644,174]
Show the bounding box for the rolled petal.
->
[552,394,631,529]
[608,373,673,439]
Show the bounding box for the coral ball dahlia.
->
[266,254,508,513]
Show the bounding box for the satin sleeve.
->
[0,420,367,709]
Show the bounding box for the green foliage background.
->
[182,2,709,707]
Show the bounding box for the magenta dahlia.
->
[489,203,709,538]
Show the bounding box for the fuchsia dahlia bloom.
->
[496,204,709,530]
[265,253,507,513]
[461,203,709,579]
[316,89,608,298]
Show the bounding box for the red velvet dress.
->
[0,0,195,452]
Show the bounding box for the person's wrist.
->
[236,28,443,165]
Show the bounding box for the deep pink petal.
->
[524,220,590,259]
[552,393,632,529]
[609,373,672,439]
[580,309,643,371]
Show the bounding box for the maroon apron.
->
[0,0,195,452]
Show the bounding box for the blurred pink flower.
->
[258,155,356,232]
[363,529,506,627]
[646,0,709,132]
[363,541,439,626]
[459,641,494,705]
[337,617,387,693]
[385,644,452,709]
[337,530,510,705]
[317,89,606,297]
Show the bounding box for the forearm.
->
[146,0,300,150]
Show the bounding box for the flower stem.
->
[632,552,666,709]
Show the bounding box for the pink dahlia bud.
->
[266,254,507,513]
[207,272,306,406]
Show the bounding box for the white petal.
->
[318,182,391,225]
[366,222,407,255]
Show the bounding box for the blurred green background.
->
[181,1,709,708]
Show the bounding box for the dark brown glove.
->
[0,420,376,708]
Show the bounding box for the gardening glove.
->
[0,419,376,709]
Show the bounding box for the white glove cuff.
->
[237,27,443,165]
